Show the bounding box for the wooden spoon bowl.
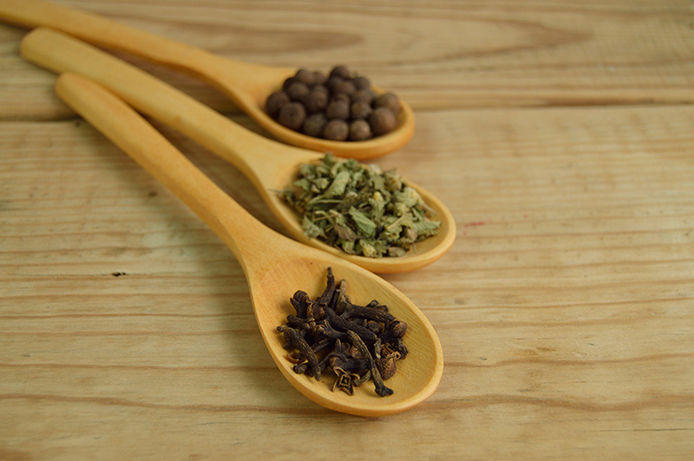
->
[0,0,415,159]
[55,72,443,416]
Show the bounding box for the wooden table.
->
[2,1,693,459]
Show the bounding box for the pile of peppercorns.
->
[265,65,401,142]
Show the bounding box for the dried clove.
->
[276,268,407,396]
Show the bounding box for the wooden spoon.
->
[21,28,456,274]
[54,72,443,416]
[0,0,414,159]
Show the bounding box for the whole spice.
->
[326,99,350,121]
[265,65,402,141]
[280,154,440,258]
[323,120,349,141]
[266,91,289,118]
[278,102,306,131]
[373,92,401,115]
[352,76,371,90]
[295,68,316,85]
[369,107,396,136]
[285,81,310,101]
[350,101,372,121]
[349,119,372,141]
[351,89,375,104]
[330,65,352,79]
[302,113,327,137]
[303,88,328,113]
[277,267,406,396]
[332,79,356,95]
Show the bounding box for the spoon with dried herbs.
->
[54,72,443,416]
[0,0,414,159]
[20,28,456,274]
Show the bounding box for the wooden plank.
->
[1,103,693,458]
[2,0,694,120]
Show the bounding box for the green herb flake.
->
[280,154,440,258]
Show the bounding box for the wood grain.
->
[2,0,694,120]
[1,0,694,459]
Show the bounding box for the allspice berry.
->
[326,99,350,120]
[351,88,374,104]
[286,81,310,101]
[350,101,372,120]
[349,119,372,141]
[278,102,306,131]
[326,76,341,91]
[323,119,349,141]
[312,84,329,96]
[352,76,371,90]
[329,64,351,80]
[266,90,289,118]
[369,107,396,136]
[303,88,328,113]
[294,68,315,85]
[331,93,350,105]
[312,71,328,86]
[282,76,297,90]
[374,92,401,115]
[302,113,327,137]
[332,79,356,95]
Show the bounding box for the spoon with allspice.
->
[0,0,415,159]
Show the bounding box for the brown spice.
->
[286,81,310,101]
[266,65,403,141]
[323,119,349,141]
[352,75,371,90]
[349,120,372,141]
[350,101,372,120]
[278,102,306,130]
[303,88,328,113]
[329,64,351,79]
[326,99,350,120]
[295,68,316,85]
[302,113,327,137]
[332,79,356,95]
[374,92,401,115]
[266,90,289,118]
[369,107,396,135]
[351,88,375,104]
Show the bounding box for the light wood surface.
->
[1,0,693,459]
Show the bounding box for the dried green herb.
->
[277,267,406,396]
[280,154,440,258]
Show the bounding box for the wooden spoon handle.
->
[54,72,271,265]
[0,0,262,91]
[20,28,302,190]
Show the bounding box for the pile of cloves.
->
[265,65,402,141]
[277,267,407,397]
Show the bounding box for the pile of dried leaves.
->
[280,154,440,258]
